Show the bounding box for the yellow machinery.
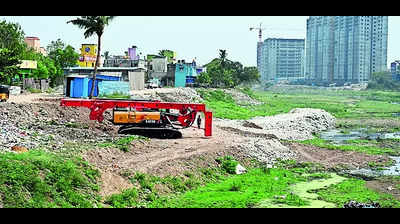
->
[0,86,9,102]
[113,110,161,124]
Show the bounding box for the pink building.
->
[24,36,47,56]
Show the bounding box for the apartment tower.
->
[305,16,388,85]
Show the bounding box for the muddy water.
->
[346,156,400,179]
[320,129,400,178]
[320,128,400,143]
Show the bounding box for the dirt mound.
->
[130,88,203,103]
[0,100,118,151]
[222,89,263,106]
[216,108,336,141]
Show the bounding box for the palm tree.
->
[67,16,116,98]
[219,49,227,69]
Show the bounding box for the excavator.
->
[0,85,9,102]
[60,98,213,139]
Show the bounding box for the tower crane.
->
[250,22,266,42]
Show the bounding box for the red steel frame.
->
[60,98,213,137]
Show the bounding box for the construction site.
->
[0,85,399,208]
[0,16,399,208]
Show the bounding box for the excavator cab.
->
[0,85,9,102]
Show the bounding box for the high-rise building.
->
[305,16,388,85]
[259,38,305,82]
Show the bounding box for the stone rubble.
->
[0,101,118,152]
[216,108,336,141]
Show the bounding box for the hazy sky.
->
[1,16,399,67]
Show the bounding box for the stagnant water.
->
[320,128,400,178]
[320,129,400,143]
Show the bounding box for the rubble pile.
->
[216,108,336,141]
[222,89,263,106]
[131,88,203,103]
[232,138,298,166]
[343,201,381,208]
[0,101,118,152]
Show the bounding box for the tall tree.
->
[67,16,117,98]
[46,38,65,54]
[0,20,26,84]
[219,49,227,69]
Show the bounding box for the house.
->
[174,60,198,87]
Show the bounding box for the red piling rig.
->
[60,98,213,137]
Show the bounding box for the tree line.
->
[0,20,80,87]
[197,49,260,88]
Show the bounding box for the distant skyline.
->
[1,16,399,68]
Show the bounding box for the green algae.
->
[257,173,347,208]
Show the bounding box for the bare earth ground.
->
[5,93,394,197]
[284,142,390,169]
[365,179,400,200]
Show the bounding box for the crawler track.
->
[118,126,183,139]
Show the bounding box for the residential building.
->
[391,61,400,81]
[259,38,305,82]
[103,46,145,68]
[24,37,47,56]
[148,55,168,80]
[174,60,198,87]
[305,16,388,85]
[78,44,101,67]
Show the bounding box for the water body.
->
[320,128,400,143]
[346,156,400,179]
[320,128,400,178]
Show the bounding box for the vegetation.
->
[299,137,399,156]
[67,16,117,99]
[0,150,101,208]
[158,49,175,63]
[317,178,400,208]
[197,50,260,88]
[98,136,148,152]
[99,91,130,99]
[368,71,400,91]
[0,19,79,87]
[0,20,25,84]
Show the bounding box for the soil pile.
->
[130,88,203,103]
[216,108,336,141]
[0,100,118,151]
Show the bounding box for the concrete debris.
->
[343,201,381,208]
[130,87,203,103]
[232,138,298,166]
[222,89,262,106]
[9,86,21,95]
[235,164,247,174]
[0,101,118,152]
[216,108,335,141]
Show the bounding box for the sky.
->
[1,16,399,67]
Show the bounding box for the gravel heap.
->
[130,88,203,103]
[0,101,118,152]
[231,138,298,166]
[216,108,336,141]
[222,89,263,106]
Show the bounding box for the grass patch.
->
[216,156,239,174]
[148,168,304,208]
[299,137,398,156]
[27,88,42,93]
[98,136,148,152]
[0,150,101,208]
[317,178,400,208]
[99,91,130,99]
